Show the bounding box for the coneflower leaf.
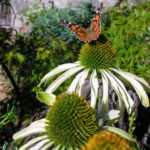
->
[101,126,136,142]
[36,91,56,106]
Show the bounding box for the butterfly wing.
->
[60,20,92,42]
[60,2,103,43]
[89,2,103,40]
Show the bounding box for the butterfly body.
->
[60,2,103,42]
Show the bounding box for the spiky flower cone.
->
[81,131,134,150]
[79,35,116,70]
[46,93,98,149]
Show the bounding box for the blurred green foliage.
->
[0,0,149,148]
[15,2,95,89]
[0,104,16,129]
[0,28,25,66]
[1,0,149,93]
[102,1,150,81]
[19,0,150,86]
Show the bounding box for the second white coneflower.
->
[12,92,135,150]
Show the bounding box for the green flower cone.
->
[46,92,99,149]
[79,35,116,70]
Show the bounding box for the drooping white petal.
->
[112,68,150,90]
[60,146,65,150]
[102,70,134,113]
[19,135,48,150]
[90,70,99,109]
[13,119,48,141]
[30,118,48,126]
[68,147,74,150]
[75,70,89,95]
[45,66,84,94]
[38,62,80,87]
[105,110,120,120]
[112,68,149,107]
[99,70,109,115]
[40,142,54,150]
[52,145,62,150]
[102,71,124,112]
[28,139,50,150]
[67,70,89,95]
[13,126,46,142]
[101,126,136,142]
[97,109,120,120]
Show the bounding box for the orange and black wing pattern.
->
[60,2,103,42]
[90,2,103,40]
[60,20,91,42]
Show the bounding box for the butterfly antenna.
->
[60,20,70,27]
[97,2,103,13]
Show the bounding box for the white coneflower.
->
[38,35,150,114]
[12,92,135,150]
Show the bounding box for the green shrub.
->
[102,1,150,82]
[15,2,95,90]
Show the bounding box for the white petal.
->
[97,109,120,120]
[14,127,46,142]
[112,68,149,107]
[52,145,62,150]
[19,135,48,150]
[13,119,48,141]
[99,70,109,115]
[30,119,48,126]
[113,68,150,90]
[67,70,89,95]
[103,70,134,113]
[38,62,80,87]
[90,70,99,109]
[28,139,50,150]
[101,126,136,142]
[40,142,54,150]
[75,70,89,95]
[105,110,120,120]
[102,71,124,110]
[60,146,66,150]
[45,66,83,94]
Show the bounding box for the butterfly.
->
[60,2,103,43]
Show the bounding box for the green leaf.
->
[100,126,136,143]
[36,91,56,106]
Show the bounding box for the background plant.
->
[102,1,150,81]
[15,2,96,90]
[0,0,149,149]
